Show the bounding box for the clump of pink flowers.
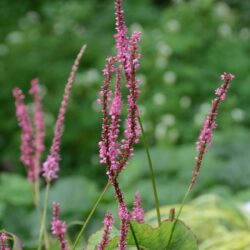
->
[13,79,45,182]
[98,0,143,248]
[51,202,69,250]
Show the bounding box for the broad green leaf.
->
[0,174,33,206]
[42,176,99,214]
[106,220,198,250]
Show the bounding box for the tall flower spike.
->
[192,72,235,186]
[29,78,45,180]
[43,44,86,182]
[131,192,144,223]
[98,1,142,249]
[13,88,35,181]
[97,212,114,250]
[51,202,69,250]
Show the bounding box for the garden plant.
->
[0,0,241,249]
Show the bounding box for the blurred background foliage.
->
[0,0,250,249]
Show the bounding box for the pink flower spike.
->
[42,44,86,182]
[51,202,69,250]
[29,78,45,181]
[97,212,114,250]
[131,192,144,223]
[0,233,10,250]
[193,72,235,186]
[13,88,35,182]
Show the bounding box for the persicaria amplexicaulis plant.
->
[6,0,237,249]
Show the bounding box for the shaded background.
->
[0,0,250,248]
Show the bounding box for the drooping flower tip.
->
[220,72,235,81]
[42,155,59,182]
[131,192,144,223]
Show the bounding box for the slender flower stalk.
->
[42,44,86,182]
[51,202,69,250]
[192,72,235,187]
[131,192,144,223]
[98,1,141,249]
[38,45,86,250]
[97,212,114,250]
[166,72,235,249]
[0,233,10,250]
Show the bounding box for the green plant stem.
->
[129,222,140,250]
[166,185,191,249]
[38,182,50,250]
[138,115,161,226]
[33,180,40,208]
[72,181,111,250]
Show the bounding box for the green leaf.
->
[42,176,99,214]
[0,174,33,206]
[106,220,198,250]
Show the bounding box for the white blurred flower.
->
[153,93,166,106]
[214,2,231,17]
[156,41,172,57]
[231,108,245,122]
[165,19,180,32]
[161,114,175,126]
[130,23,144,33]
[54,22,66,35]
[163,71,176,85]
[180,96,191,109]
[200,103,210,113]
[155,123,167,140]
[218,23,232,37]
[168,128,179,142]
[6,31,24,44]
[76,69,100,87]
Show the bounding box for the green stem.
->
[166,185,191,249]
[37,182,50,250]
[72,182,111,250]
[129,222,140,250]
[138,115,161,226]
